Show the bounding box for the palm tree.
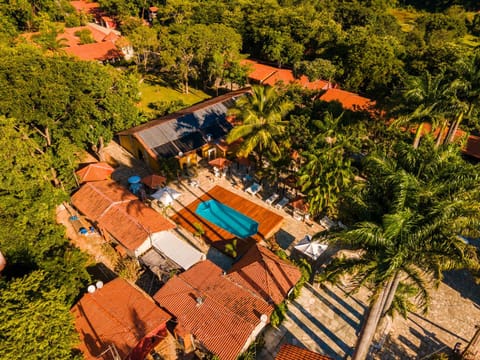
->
[392,72,457,148]
[445,52,480,143]
[320,141,480,360]
[226,85,294,162]
[298,112,359,216]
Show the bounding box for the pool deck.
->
[159,165,326,257]
[171,185,284,255]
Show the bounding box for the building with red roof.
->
[22,22,131,62]
[242,59,331,91]
[275,344,334,360]
[153,260,274,360]
[70,0,100,16]
[227,244,302,305]
[71,180,175,256]
[75,162,115,183]
[318,88,375,112]
[71,277,171,360]
[409,122,480,160]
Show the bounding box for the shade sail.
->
[294,236,328,261]
[151,231,205,270]
[151,187,181,206]
[195,200,258,238]
[75,162,114,183]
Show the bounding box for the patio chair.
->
[319,216,336,230]
[265,193,279,205]
[274,197,290,210]
[293,210,304,221]
[246,182,262,196]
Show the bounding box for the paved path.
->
[260,282,369,360]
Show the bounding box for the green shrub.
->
[74,29,95,45]
[270,302,288,328]
[148,100,186,116]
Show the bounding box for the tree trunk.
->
[413,123,424,149]
[435,120,448,148]
[445,112,464,144]
[381,272,401,317]
[96,136,106,162]
[352,282,392,360]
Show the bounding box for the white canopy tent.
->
[151,186,181,206]
[294,235,328,261]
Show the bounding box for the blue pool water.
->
[195,200,258,238]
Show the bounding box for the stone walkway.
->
[260,282,369,360]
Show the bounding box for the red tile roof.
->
[227,245,302,305]
[464,134,480,159]
[153,260,273,360]
[71,180,174,252]
[241,59,331,91]
[71,278,171,360]
[65,41,122,61]
[75,162,115,183]
[22,23,123,61]
[70,0,100,14]
[242,59,277,83]
[411,122,480,160]
[275,344,334,360]
[319,88,375,111]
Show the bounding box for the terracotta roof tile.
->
[275,344,334,360]
[71,180,174,252]
[65,41,122,61]
[242,59,277,83]
[154,261,273,360]
[242,59,331,90]
[70,0,100,14]
[75,162,114,183]
[22,23,123,61]
[227,245,302,305]
[319,88,375,111]
[71,278,171,360]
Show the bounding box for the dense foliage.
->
[0,46,141,358]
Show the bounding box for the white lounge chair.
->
[293,211,304,221]
[265,193,279,205]
[246,182,262,196]
[319,216,336,230]
[275,197,290,209]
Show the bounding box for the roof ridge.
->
[117,88,251,136]
[99,200,154,237]
[178,264,270,327]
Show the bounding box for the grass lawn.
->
[138,78,211,116]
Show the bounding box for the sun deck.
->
[171,185,284,255]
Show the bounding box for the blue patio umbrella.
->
[128,175,141,184]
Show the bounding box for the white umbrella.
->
[294,236,328,261]
[151,187,181,206]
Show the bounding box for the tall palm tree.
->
[320,141,480,360]
[298,112,359,216]
[392,72,457,148]
[226,85,294,162]
[445,52,480,143]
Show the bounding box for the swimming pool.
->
[195,200,258,238]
